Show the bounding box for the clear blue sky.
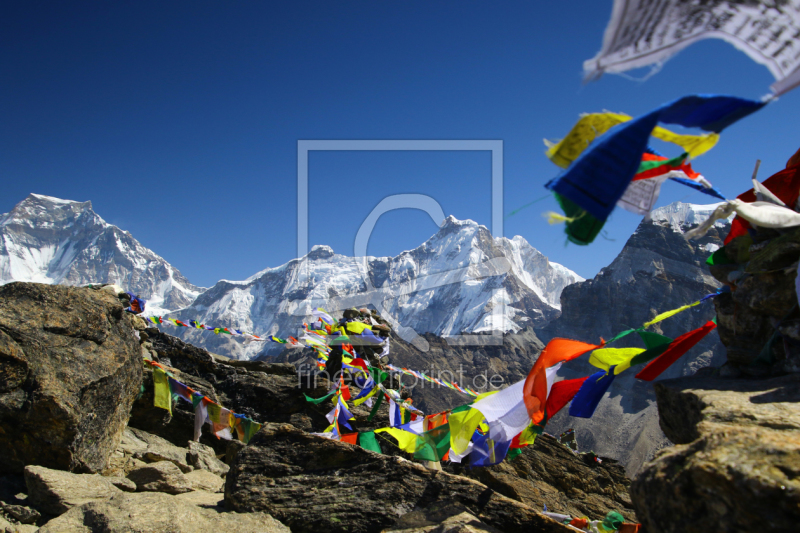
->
[2,2,798,287]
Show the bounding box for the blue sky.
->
[2,2,798,287]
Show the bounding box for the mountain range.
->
[0,194,582,360]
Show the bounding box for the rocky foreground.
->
[0,282,632,532]
[1,273,798,532]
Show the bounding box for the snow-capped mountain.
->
[172,216,583,359]
[0,194,204,314]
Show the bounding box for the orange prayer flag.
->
[523,338,603,423]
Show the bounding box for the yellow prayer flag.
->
[152,367,172,414]
[449,407,485,455]
[345,321,372,334]
[643,301,700,328]
[375,428,419,453]
[588,347,646,375]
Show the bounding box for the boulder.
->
[104,477,136,492]
[385,501,501,533]
[126,427,193,473]
[188,441,229,476]
[0,283,142,474]
[0,501,40,524]
[174,490,224,509]
[126,461,193,495]
[185,469,224,493]
[631,374,800,532]
[37,491,290,532]
[225,423,573,533]
[24,465,120,516]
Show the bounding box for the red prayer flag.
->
[635,321,717,381]
[339,433,359,445]
[724,162,800,244]
[545,377,589,418]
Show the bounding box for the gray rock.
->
[127,427,193,473]
[631,374,800,532]
[187,441,229,476]
[37,491,290,533]
[174,490,224,509]
[101,455,147,478]
[24,465,120,516]
[225,423,573,533]
[0,501,40,524]
[386,501,501,533]
[103,477,136,493]
[0,283,143,475]
[185,470,223,493]
[126,461,193,495]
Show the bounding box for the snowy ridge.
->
[0,194,204,315]
[647,201,728,234]
[174,215,583,360]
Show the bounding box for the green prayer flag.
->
[367,392,384,422]
[413,423,451,462]
[706,247,731,266]
[304,391,336,405]
[605,328,638,345]
[635,152,687,175]
[554,193,606,246]
[506,448,523,462]
[358,431,382,454]
[638,330,673,350]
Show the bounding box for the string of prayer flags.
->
[545,95,766,244]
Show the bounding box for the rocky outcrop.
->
[126,461,194,494]
[37,491,290,533]
[631,373,800,532]
[0,283,143,474]
[709,225,800,375]
[385,501,501,533]
[225,422,577,533]
[24,465,122,516]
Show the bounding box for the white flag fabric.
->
[470,363,562,443]
[585,0,800,96]
[685,199,800,240]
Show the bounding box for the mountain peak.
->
[647,201,728,234]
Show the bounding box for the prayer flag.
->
[569,367,618,419]
[524,339,603,423]
[152,367,172,414]
[636,320,717,381]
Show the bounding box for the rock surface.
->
[24,465,121,516]
[709,225,800,375]
[385,501,501,533]
[37,491,290,533]
[225,423,575,533]
[188,441,229,476]
[126,461,194,495]
[0,283,143,474]
[631,373,800,532]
